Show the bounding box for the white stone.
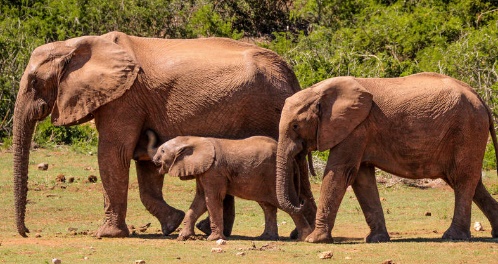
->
[216,239,227,245]
[474,221,484,231]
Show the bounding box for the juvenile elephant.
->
[146,131,316,241]
[13,31,301,238]
[276,72,498,243]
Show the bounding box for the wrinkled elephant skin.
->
[276,72,498,243]
[13,31,300,238]
[147,134,316,241]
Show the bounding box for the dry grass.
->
[1,147,497,263]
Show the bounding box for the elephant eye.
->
[161,149,165,153]
[292,123,299,130]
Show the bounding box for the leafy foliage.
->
[34,118,98,153]
[1,0,498,168]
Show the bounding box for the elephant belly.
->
[226,181,276,205]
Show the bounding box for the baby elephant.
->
[146,131,315,241]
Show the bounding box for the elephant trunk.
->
[276,144,303,214]
[13,103,37,237]
[146,130,158,160]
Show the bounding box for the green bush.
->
[483,141,497,171]
[34,118,98,153]
[2,0,498,170]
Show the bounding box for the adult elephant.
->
[13,31,302,238]
[276,72,498,243]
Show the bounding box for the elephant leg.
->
[178,182,207,241]
[96,142,131,238]
[288,212,313,241]
[305,166,352,243]
[195,195,235,237]
[352,164,390,243]
[136,161,185,236]
[257,202,279,240]
[442,173,479,240]
[472,179,498,238]
[202,176,227,241]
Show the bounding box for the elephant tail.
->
[485,104,498,176]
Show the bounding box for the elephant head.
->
[13,32,140,237]
[146,133,215,179]
[276,77,373,213]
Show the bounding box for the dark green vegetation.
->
[1,0,498,167]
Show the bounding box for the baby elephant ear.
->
[169,137,215,178]
[316,77,373,151]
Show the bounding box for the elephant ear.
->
[51,35,140,125]
[169,137,215,178]
[316,77,373,151]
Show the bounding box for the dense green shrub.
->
[34,118,98,153]
[1,0,498,168]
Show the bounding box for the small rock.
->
[38,163,49,170]
[67,227,78,232]
[55,174,66,183]
[135,260,145,264]
[425,212,431,216]
[83,256,88,260]
[211,248,224,253]
[68,177,75,183]
[474,221,484,231]
[382,260,394,264]
[345,256,352,260]
[236,252,245,256]
[52,258,61,264]
[318,251,333,259]
[35,233,42,238]
[88,175,98,183]
[216,239,227,245]
[380,197,387,201]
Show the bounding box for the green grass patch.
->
[1,148,498,263]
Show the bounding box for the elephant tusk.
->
[307,152,316,177]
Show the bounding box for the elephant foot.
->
[297,226,313,241]
[305,229,333,243]
[289,228,299,240]
[365,231,390,243]
[196,217,232,237]
[196,218,211,235]
[177,226,196,241]
[177,232,193,241]
[207,232,226,241]
[97,221,130,238]
[442,228,471,241]
[160,209,185,236]
[257,232,279,241]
